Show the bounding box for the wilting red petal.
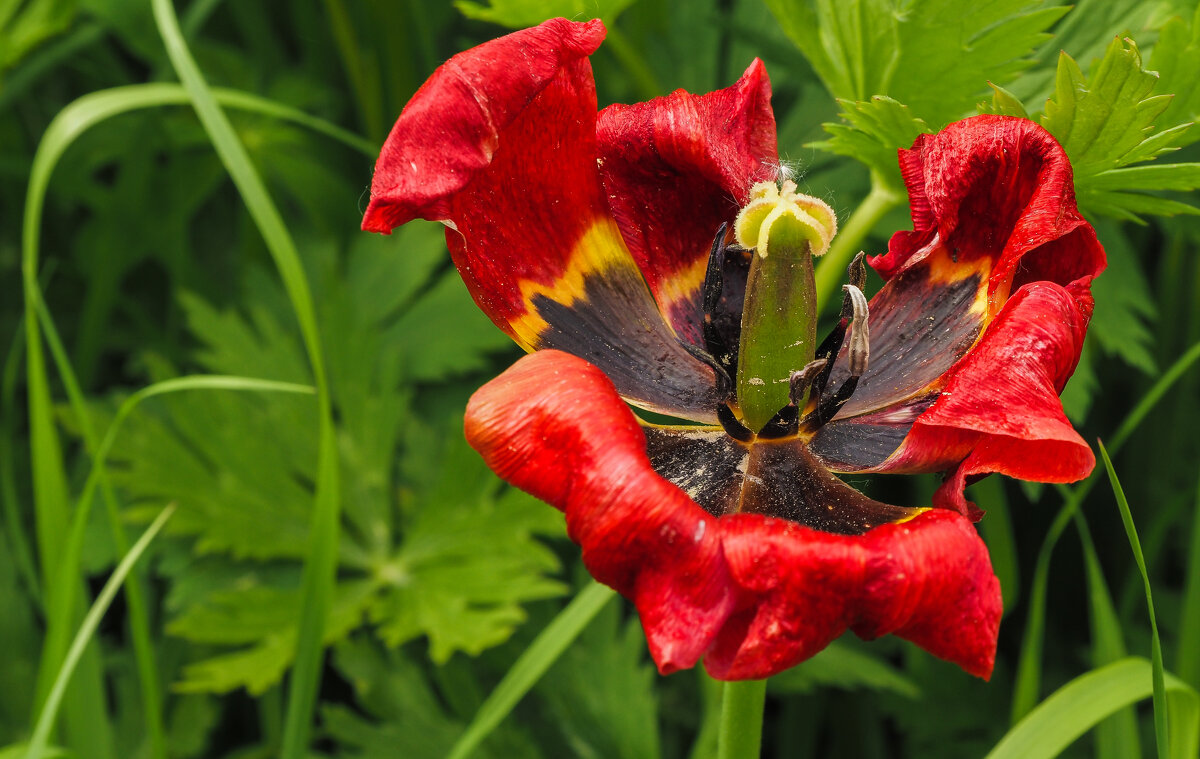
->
[808,116,1103,495]
[884,280,1095,516]
[466,350,1002,680]
[465,350,736,671]
[596,60,778,343]
[362,18,722,422]
[710,509,1000,680]
[874,115,1105,309]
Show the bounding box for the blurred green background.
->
[3,0,1200,757]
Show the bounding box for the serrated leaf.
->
[984,82,1030,118]
[370,433,565,662]
[764,0,899,104]
[1042,38,1171,176]
[1039,37,1200,219]
[1148,5,1200,144]
[887,1,1068,127]
[324,637,541,759]
[455,0,634,28]
[770,0,1064,127]
[812,96,933,186]
[169,580,376,694]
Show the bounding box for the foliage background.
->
[2,0,1200,757]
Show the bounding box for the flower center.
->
[694,182,870,443]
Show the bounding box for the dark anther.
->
[718,403,755,442]
[811,251,867,394]
[789,358,829,406]
[757,358,828,439]
[701,224,740,374]
[678,338,734,400]
[803,283,869,431]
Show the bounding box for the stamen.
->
[789,358,829,406]
[803,283,870,430]
[812,251,867,395]
[717,403,755,442]
[756,359,827,440]
[843,284,870,376]
[677,338,734,401]
[701,223,738,374]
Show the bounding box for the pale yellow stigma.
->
[734,180,838,258]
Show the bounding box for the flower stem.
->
[716,678,768,759]
[814,175,904,311]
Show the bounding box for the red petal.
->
[709,509,1000,680]
[466,350,1002,680]
[874,115,1105,311]
[464,350,737,672]
[884,280,1096,515]
[596,60,778,343]
[362,18,722,422]
[362,18,605,234]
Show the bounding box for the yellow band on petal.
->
[734,180,838,258]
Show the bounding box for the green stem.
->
[717,679,768,759]
[814,176,903,311]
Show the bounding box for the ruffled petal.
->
[363,18,722,422]
[708,509,1001,680]
[886,280,1095,515]
[464,350,736,672]
[467,350,1001,680]
[873,114,1105,305]
[596,60,778,343]
[809,116,1103,480]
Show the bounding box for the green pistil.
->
[733,181,837,432]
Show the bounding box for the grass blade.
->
[1012,340,1200,722]
[1099,442,1169,758]
[447,582,617,759]
[151,2,342,755]
[1179,469,1200,691]
[1074,511,1141,759]
[21,77,365,757]
[987,658,1199,759]
[23,504,177,759]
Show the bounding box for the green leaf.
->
[769,638,920,698]
[370,434,566,662]
[763,0,899,104]
[1038,36,1200,219]
[769,0,1065,126]
[886,1,1068,127]
[1042,38,1170,174]
[538,600,661,759]
[325,637,542,759]
[1148,5,1200,144]
[0,0,75,72]
[455,0,635,27]
[1086,219,1158,376]
[987,658,1200,759]
[170,581,377,695]
[810,96,933,187]
[448,582,616,759]
[984,82,1030,119]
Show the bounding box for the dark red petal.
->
[882,280,1096,515]
[362,18,721,422]
[708,509,1000,680]
[596,60,778,343]
[464,350,736,672]
[362,18,605,233]
[874,115,1105,310]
